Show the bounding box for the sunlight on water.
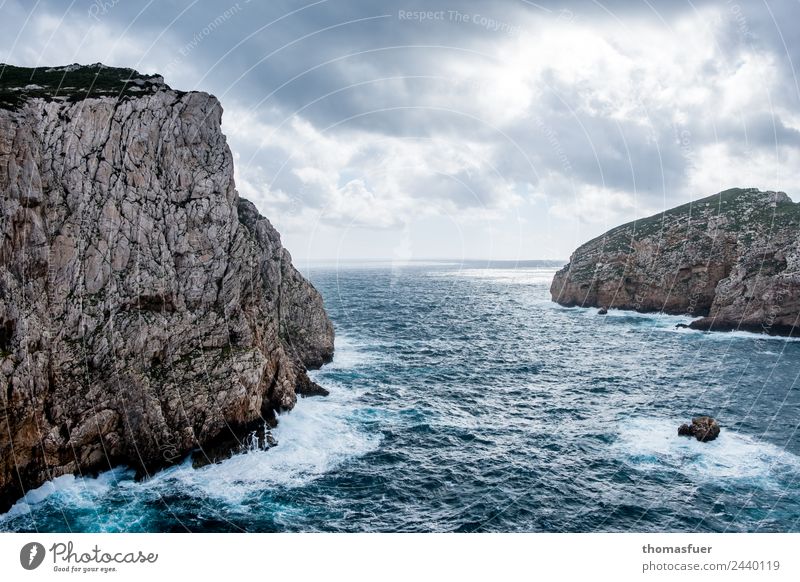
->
[445,267,559,285]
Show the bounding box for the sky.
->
[2,0,800,262]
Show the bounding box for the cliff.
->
[551,188,800,335]
[0,64,334,511]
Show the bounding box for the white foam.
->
[547,302,699,326]
[660,325,800,342]
[145,385,380,505]
[613,417,800,486]
[562,306,800,343]
[595,308,698,327]
[314,333,381,371]
[0,467,131,521]
[1,355,379,517]
[579,308,798,343]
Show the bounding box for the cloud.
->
[2,0,800,259]
[226,106,520,230]
[688,142,800,200]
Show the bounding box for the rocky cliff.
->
[551,188,799,335]
[0,64,334,511]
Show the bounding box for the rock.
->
[598,308,608,315]
[295,375,331,397]
[191,421,278,469]
[550,188,800,336]
[678,416,721,442]
[0,64,334,511]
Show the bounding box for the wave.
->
[146,384,380,506]
[1,341,380,521]
[0,467,133,524]
[661,325,800,342]
[559,306,800,343]
[612,417,800,486]
[551,304,699,327]
[310,333,383,372]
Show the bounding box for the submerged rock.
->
[678,416,721,442]
[598,308,608,315]
[191,421,278,469]
[551,188,800,336]
[0,64,334,511]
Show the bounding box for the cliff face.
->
[0,64,334,511]
[551,188,800,335]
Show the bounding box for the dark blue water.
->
[2,262,800,532]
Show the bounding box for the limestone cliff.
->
[551,188,799,335]
[0,64,334,511]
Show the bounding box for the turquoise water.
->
[2,262,799,532]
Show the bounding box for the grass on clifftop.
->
[581,188,800,254]
[0,63,168,110]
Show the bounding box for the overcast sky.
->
[2,0,800,262]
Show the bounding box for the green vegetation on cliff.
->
[0,63,169,110]
[551,188,799,335]
[587,188,800,253]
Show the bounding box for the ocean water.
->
[2,261,800,532]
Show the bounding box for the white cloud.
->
[224,106,520,231]
[688,142,800,201]
[6,12,159,75]
[547,180,648,228]
[3,1,799,259]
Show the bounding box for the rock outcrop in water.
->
[678,416,721,442]
[0,64,334,511]
[551,188,800,336]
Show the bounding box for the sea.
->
[2,261,799,532]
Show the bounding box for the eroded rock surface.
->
[0,64,334,511]
[678,416,721,442]
[551,188,800,335]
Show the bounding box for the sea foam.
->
[0,467,132,523]
[0,339,380,520]
[613,417,800,487]
[147,383,380,506]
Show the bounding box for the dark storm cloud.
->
[30,0,524,134]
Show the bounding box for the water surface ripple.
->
[2,262,799,532]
